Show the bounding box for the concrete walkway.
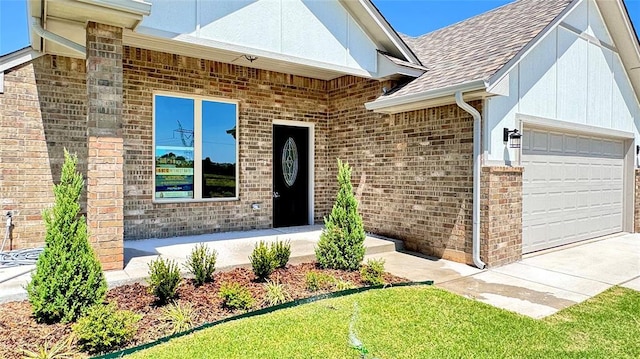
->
[1,227,638,319]
[435,233,640,318]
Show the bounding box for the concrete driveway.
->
[438,233,640,318]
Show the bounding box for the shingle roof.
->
[379,0,574,101]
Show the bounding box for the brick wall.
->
[480,166,523,267]
[636,169,640,233]
[86,22,125,270]
[328,77,477,264]
[0,56,86,250]
[2,49,490,267]
[122,47,331,239]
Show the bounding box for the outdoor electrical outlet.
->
[251,203,261,210]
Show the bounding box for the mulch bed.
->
[0,263,408,358]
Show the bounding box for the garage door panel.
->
[522,128,624,253]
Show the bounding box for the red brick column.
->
[480,166,523,267]
[86,22,124,270]
[87,137,124,270]
[635,169,640,233]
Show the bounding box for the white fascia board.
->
[486,0,581,90]
[518,113,635,139]
[597,0,640,97]
[358,0,422,66]
[364,79,487,114]
[374,52,426,79]
[75,0,151,16]
[0,47,43,73]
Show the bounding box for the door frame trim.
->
[272,120,315,225]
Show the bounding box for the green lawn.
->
[128,286,640,359]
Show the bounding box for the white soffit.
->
[125,29,373,80]
[597,0,640,97]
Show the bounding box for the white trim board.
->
[0,47,42,73]
[273,119,316,226]
[517,114,635,139]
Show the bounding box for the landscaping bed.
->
[0,263,408,358]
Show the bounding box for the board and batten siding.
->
[485,0,640,164]
[139,0,377,74]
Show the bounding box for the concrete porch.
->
[1,228,638,320]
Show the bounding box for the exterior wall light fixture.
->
[244,55,258,62]
[503,128,522,149]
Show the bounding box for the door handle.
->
[273,191,280,198]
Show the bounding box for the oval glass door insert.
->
[282,137,299,187]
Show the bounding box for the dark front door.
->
[273,125,309,227]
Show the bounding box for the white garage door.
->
[522,128,625,253]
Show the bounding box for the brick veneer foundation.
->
[480,166,523,267]
[86,22,125,270]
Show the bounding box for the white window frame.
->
[152,92,240,203]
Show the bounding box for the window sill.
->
[152,197,240,205]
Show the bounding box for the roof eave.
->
[339,0,423,66]
[0,46,42,73]
[75,0,151,16]
[597,0,640,100]
[364,79,487,114]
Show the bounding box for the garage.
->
[521,127,626,253]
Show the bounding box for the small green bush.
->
[27,150,107,323]
[219,282,255,311]
[72,303,141,354]
[21,334,78,359]
[305,271,336,292]
[270,239,291,269]
[264,280,290,306]
[249,241,276,281]
[315,159,366,271]
[184,243,217,286]
[360,258,386,286]
[148,257,182,304]
[334,279,356,291]
[160,302,196,335]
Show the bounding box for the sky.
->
[0,0,639,55]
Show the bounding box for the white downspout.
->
[455,91,486,269]
[30,18,86,56]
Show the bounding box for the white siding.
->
[485,0,640,163]
[563,0,587,32]
[556,28,588,125]
[140,0,378,73]
[587,43,614,129]
[199,0,282,53]
[518,28,557,119]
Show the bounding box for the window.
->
[154,94,238,201]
